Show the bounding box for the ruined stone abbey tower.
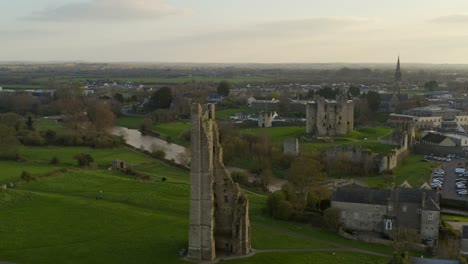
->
[306,94,354,137]
[188,103,251,261]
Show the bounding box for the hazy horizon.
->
[3,0,468,63]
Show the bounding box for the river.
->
[111,126,188,165]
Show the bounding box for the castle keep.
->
[188,103,251,261]
[306,94,354,137]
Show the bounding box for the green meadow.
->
[115,117,145,129]
[340,154,438,188]
[0,146,392,263]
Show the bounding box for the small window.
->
[402,205,407,212]
[417,208,421,214]
[428,212,433,220]
[388,205,393,211]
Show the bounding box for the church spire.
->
[394,56,402,94]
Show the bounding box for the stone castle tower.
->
[394,56,402,94]
[306,94,354,137]
[258,111,277,128]
[188,103,251,261]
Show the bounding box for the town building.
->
[379,56,413,112]
[332,187,440,245]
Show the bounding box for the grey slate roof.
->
[390,187,439,206]
[396,94,411,102]
[422,133,448,144]
[333,187,440,211]
[332,187,388,205]
[380,94,395,101]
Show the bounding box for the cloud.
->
[164,17,378,43]
[430,14,468,24]
[124,17,380,63]
[0,28,59,40]
[26,0,188,22]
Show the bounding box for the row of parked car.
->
[423,154,460,162]
[431,169,445,188]
[455,176,468,195]
[454,167,468,195]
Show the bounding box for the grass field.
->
[36,119,63,131]
[345,154,438,188]
[152,122,190,146]
[0,146,393,263]
[340,127,393,141]
[241,126,306,144]
[239,126,396,154]
[115,117,145,129]
[392,154,437,186]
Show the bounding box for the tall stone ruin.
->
[188,103,251,261]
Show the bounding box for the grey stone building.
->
[332,187,440,245]
[188,103,251,261]
[306,94,354,137]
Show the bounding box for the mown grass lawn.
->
[35,119,63,131]
[0,161,62,183]
[115,117,145,129]
[19,146,154,167]
[241,126,305,144]
[346,154,438,188]
[0,146,393,263]
[240,126,397,155]
[392,154,437,186]
[152,122,190,146]
[341,127,393,141]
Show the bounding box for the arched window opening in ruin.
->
[385,219,392,230]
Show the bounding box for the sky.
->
[2,0,468,63]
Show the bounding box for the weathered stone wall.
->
[332,201,387,232]
[325,134,408,175]
[306,95,354,137]
[258,112,274,128]
[188,103,251,261]
[420,210,439,242]
[188,104,216,261]
[283,138,299,156]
